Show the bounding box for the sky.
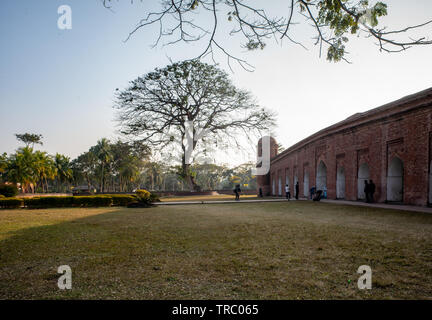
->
[1,0,432,166]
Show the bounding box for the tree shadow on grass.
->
[0,208,163,299]
[1,204,432,299]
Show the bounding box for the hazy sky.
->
[1,0,432,166]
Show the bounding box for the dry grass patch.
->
[0,202,431,299]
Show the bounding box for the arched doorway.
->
[293,173,298,198]
[285,169,290,189]
[278,175,282,196]
[316,161,327,191]
[336,166,345,199]
[357,163,370,200]
[272,176,275,195]
[387,157,404,202]
[303,171,309,198]
[429,160,432,204]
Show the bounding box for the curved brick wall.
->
[258,88,432,206]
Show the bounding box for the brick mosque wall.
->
[257,88,432,206]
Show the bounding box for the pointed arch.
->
[387,157,404,202]
[271,173,276,196]
[316,161,327,191]
[357,163,370,200]
[285,168,290,188]
[303,171,309,197]
[336,166,346,199]
[278,174,282,196]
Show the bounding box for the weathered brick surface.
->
[257,88,432,206]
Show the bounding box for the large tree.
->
[15,133,43,148]
[103,0,432,67]
[115,60,275,191]
[71,151,98,191]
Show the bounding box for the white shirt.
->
[285,186,290,192]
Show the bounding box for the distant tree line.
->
[0,133,256,194]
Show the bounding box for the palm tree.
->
[33,151,56,192]
[7,147,38,193]
[54,153,73,192]
[90,138,112,192]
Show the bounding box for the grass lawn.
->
[0,202,431,299]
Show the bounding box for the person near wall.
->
[285,184,291,200]
[295,181,299,200]
[369,180,376,203]
[364,180,370,203]
[234,184,241,201]
[310,186,316,200]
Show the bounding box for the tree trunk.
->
[182,163,200,191]
[86,175,91,192]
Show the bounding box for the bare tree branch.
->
[103,0,432,65]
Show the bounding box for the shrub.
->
[127,189,157,208]
[136,189,151,200]
[0,197,23,209]
[0,184,18,197]
[23,197,41,208]
[107,195,136,206]
[135,189,159,202]
[149,192,161,202]
[73,196,113,207]
[1,195,116,209]
[24,196,75,209]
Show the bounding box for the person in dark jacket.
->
[310,186,316,200]
[369,180,376,203]
[234,184,241,201]
[364,180,370,203]
[295,181,299,200]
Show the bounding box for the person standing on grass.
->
[364,180,370,203]
[285,184,291,200]
[295,181,299,200]
[369,180,376,203]
[234,184,241,201]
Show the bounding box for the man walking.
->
[295,181,299,200]
[285,184,291,200]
